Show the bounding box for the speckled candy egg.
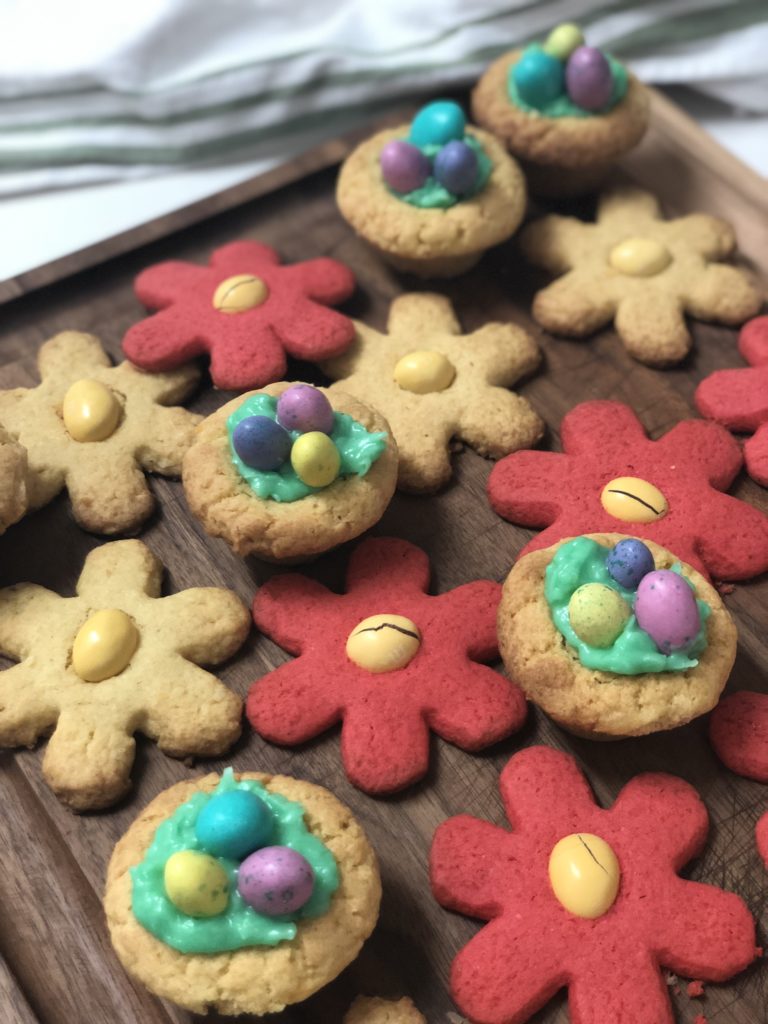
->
[635,570,701,654]
[237,845,315,916]
[164,850,229,917]
[434,140,478,195]
[409,100,466,147]
[290,431,341,487]
[380,139,430,193]
[232,415,291,471]
[512,49,564,109]
[195,790,274,860]
[276,385,335,435]
[568,582,631,648]
[565,46,613,111]
[543,23,585,61]
[606,539,655,590]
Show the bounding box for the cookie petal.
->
[614,292,690,365]
[458,389,543,459]
[500,746,596,834]
[710,691,768,782]
[159,589,249,664]
[0,583,66,659]
[532,273,615,338]
[38,331,111,379]
[247,660,343,744]
[670,212,735,259]
[426,662,526,749]
[207,319,288,391]
[253,576,339,653]
[430,816,514,918]
[346,537,430,598]
[210,240,280,273]
[0,664,58,747]
[134,260,209,307]
[488,449,569,527]
[271,300,354,361]
[567,952,674,1024]
[520,214,594,273]
[280,255,355,305]
[340,701,429,793]
[684,263,762,326]
[597,186,661,226]
[744,421,768,485]
[123,306,209,371]
[386,292,460,336]
[146,661,242,756]
[609,773,707,865]
[76,540,162,603]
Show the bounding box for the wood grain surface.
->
[0,89,766,1024]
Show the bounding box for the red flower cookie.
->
[247,536,526,794]
[696,316,768,486]
[123,241,356,390]
[487,399,768,580]
[430,745,757,1024]
[709,691,768,868]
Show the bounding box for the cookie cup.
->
[336,125,526,278]
[182,383,398,562]
[105,771,382,1016]
[498,534,736,739]
[471,51,650,198]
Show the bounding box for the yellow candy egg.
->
[290,431,341,488]
[164,850,229,918]
[608,237,672,278]
[393,350,456,394]
[212,274,269,313]
[346,614,421,673]
[600,476,668,523]
[62,379,121,442]
[549,833,620,919]
[543,23,584,61]
[71,609,139,683]
[568,583,630,648]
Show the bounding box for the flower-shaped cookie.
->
[322,293,543,492]
[0,540,249,810]
[430,745,757,1024]
[696,315,768,486]
[247,536,526,794]
[520,187,761,365]
[710,691,768,867]
[0,424,27,534]
[0,331,200,534]
[123,241,356,390]
[487,399,768,580]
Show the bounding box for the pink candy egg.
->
[565,46,613,111]
[380,140,430,194]
[276,384,335,435]
[237,845,314,916]
[634,570,701,654]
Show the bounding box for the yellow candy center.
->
[346,614,421,673]
[62,379,121,443]
[600,476,668,523]
[548,833,620,919]
[609,237,672,278]
[71,609,139,682]
[393,350,455,394]
[290,431,341,488]
[164,850,229,918]
[212,274,269,313]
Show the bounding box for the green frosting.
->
[507,44,628,118]
[544,537,710,676]
[228,394,387,503]
[130,769,339,954]
[393,134,492,209]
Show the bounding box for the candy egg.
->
[290,431,341,488]
[232,415,291,471]
[511,49,564,109]
[213,274,269,313]
[433,140,478,195]
[195,790,273,860]
[606,539,655,590]
[565,46,613,111]
[393,350,455,394]
[609,237,672,278]
[543,23,585,61]
[568,583,631,648]
[380,139,430,194]
[635,570,702,654]
[409,100,466,148]
[164,850,229,917]
[276,384,335,435]
[549,833,620,919]
[346,613,421,673]
[71,608,139,683]
[237,845,314,916]
[62,379,121,443]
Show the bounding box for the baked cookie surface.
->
[105,771,381,1016]
[0,424,27,534]
[344,995,426,1024]
[497,533,736,738]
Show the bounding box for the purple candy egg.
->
[565,46,613,111]
[232,416,291,471]
[433,140,478,196]
[635,569,701,654]
[276,385,335,435]
[237,845,315,916]
[606,539,654,590]
[380,140,430,194]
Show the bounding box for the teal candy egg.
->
[409,101,466,147]
[195,790,273,860]
[512,49,565,109]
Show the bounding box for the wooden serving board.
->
[1,89,766,1024]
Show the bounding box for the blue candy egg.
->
[195,789,274,860]
[434,140,478,195]
[606,539,655,590]
[512,48,565,109]
[409,100,466,147]
[232,415,291,471]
